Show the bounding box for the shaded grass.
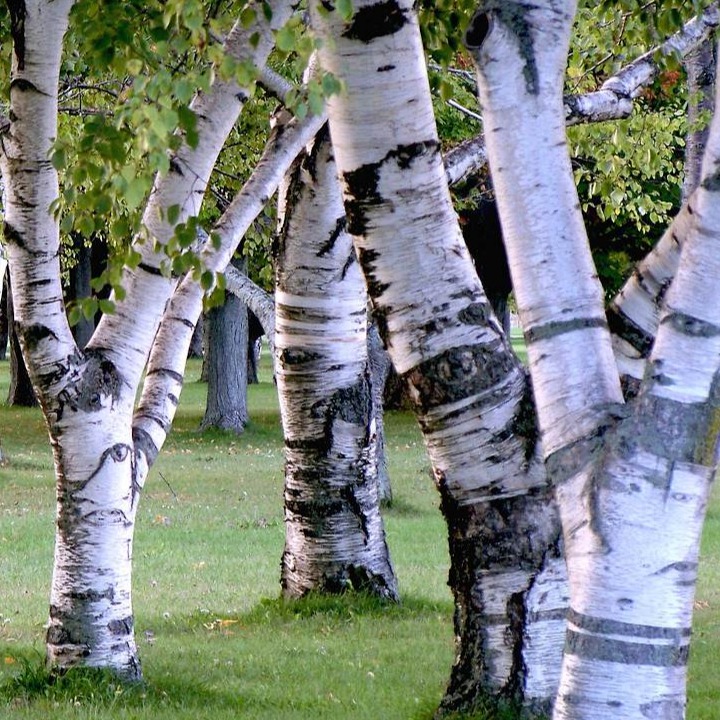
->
[2,353,720,718]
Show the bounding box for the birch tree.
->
[466,2,720,718]
[310,0,567,711]
[275,125,398,600]
[0,0,294,678]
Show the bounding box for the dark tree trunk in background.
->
[6,275,37,407]
[247,310,263,384]
[0,270,8,361]
[188,312,204,359]
[201,256,249,432]
[459,196,513,336]
[68,236,94,348]
[367,321,392,505]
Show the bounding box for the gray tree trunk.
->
[683,38,716,201]
[68,235,95,349]
[367,321,392,505]
[6,274,37,407]
[201,256,249,433]
[0,268,8,361]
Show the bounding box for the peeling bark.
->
[276,128,398,600]
[311,0,566,711]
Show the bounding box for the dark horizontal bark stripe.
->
[524,316,608,345]
[482,607,567,626]
[404,342,518,414]
[144,366,184,384]
[567,609,691,640]
[660,311,720,338]
[565,628,689,667]
[606,303,654,355]
[138,262,164,276]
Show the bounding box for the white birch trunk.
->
[275,127,398,599]
[1,1,293,677]
[469,3,720,717]
[310,1,567,712]
[134,109,325,481]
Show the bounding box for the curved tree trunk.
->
[310,2,567,712]
[0,1,291,679]
[367,321,392,505]
[469,3,720,717]
[0,264,8,361]
[275,126,398,600]
[201,257,249,433]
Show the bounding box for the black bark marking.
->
[317,217,347,257]
[465,2,540,94]
[661,311,720,338]
[606,304,654,356]
[10,77,46,95]
[81,443,133,489]
[342,0,407,43]
[303,122,331,183]
[701,168,720,192]
[565,629,689,667]
[343,140,440,236]
[524,316,607,345]
[168,157,184,176]
[567,609,691,640]
[20,323,58,351]
[510,372,539,462]
[279,348,322,366]
[457,302,491,327]
[377,64,395,72]
[4,221,27,248]
[464,11,491,48]
[405,343,517,415]
[138,262,163,276]
[132,427,160,468]
[7,0,26,70]
[356,246,390,298]
[107,616,134,636]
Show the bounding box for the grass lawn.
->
[1,350,720,718]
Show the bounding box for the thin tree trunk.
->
[310,1,567,712]
[201,256,249,433]
[275,126,398,600]
[0,264,8,361]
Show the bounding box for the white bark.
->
[134,109,325,477]
[469,0,623,458]
[311,1,566,711]
[1,0,294,677]
[276,128,398,599]
[470,3,720,718]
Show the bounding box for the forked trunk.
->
[0,1,292,677]
[310,1,567,711]
[469,3,720,717]
[275,127,398,600]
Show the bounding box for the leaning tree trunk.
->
[275,126,398,600]
[1,1,293,678]
[201,256,249,433]
[310,1,567,713]
[469,3,720,718]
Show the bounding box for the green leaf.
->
[167,204,181,225]
[337,0,354,21]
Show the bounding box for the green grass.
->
[1,354,720,718]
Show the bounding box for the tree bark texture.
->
[0,1,292,678]
[469,2,720,717]
[201,256,249,433]
[683,38,717,201]
[311,1,567,712]
[275,127,398,600]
